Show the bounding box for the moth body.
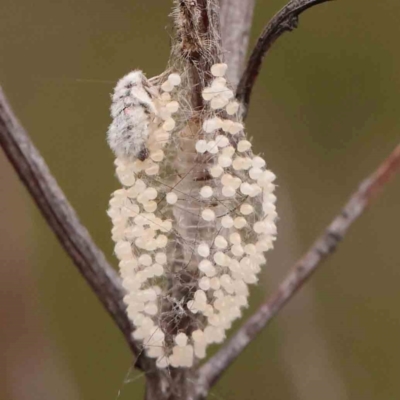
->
[108,70,157,160]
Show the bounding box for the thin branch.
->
[219,0,256,89]
[0,88,140,357]
[197,143,400,391]
[236,0,333,117]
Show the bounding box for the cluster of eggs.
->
[108,73,185,368]
[107,64,277,369]
[166,64,277,367]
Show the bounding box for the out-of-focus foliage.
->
[0,1,399,399]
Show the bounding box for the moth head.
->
[137,146,150,161]
[115,70,147,92]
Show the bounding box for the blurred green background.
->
[0,0,399,399]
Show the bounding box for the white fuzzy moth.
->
[107,63,277,369]
[107,70,159,161]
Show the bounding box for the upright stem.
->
[141,2,226,399]
[174,0,222,110]
[219,0,256,89]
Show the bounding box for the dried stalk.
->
[197,144,400,391]
[0,88,138,358]
[219,0,256,88]
[236,0,333,117]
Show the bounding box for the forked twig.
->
[198,143,400,391]
[236,0,333,117]
[1,1,399,398]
